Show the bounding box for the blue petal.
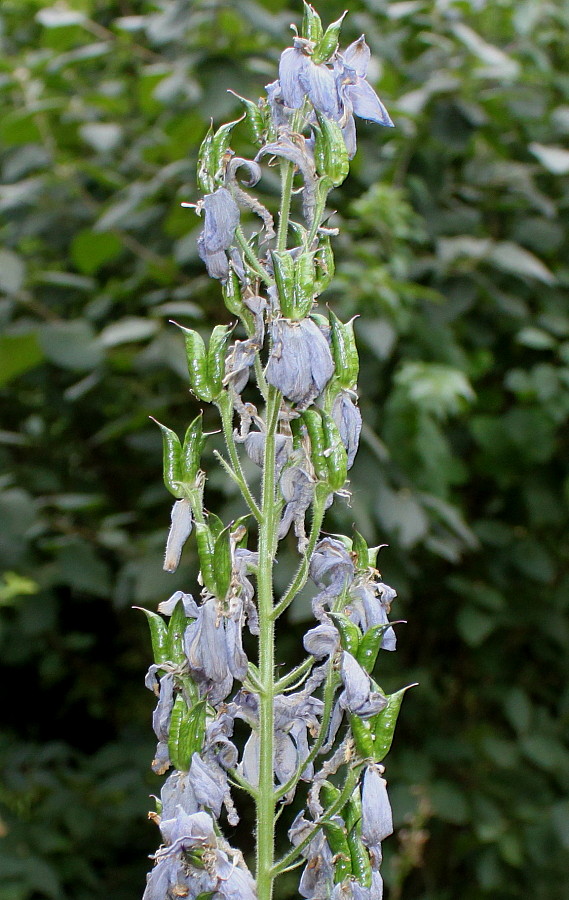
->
[279,47,309,108]
[347,79,394,126]
[343,35,371,78]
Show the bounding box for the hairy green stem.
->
[255,385,281,900]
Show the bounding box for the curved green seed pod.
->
[350,715,376,760]
[222,267,245,317]
[182,413,206,484]
[176,325,213,402]
[320,780,342,809]
[356,623,394,674]
[207,323,232,397]
[330,311,359,389]
[328,612,360,656]
[228,91,266,145]
[302,1,323,42]
[314,112,350,187]
[206,512,224,540]
[152,419,184,498]
[271,250,295,318]
[211,118,241,179]
[213,524,233,600]
[168,695,206,772]
[351,528,369,570]
[371,684,416,762]
[344,785,363,833]
[302,409,329,482]
[312,11,347,64]
[137,608,168,666]
[168,693,189,771]
[321,410,348,490]
[165,599,189,666]
[347,827,373,888]
[197,122,215,193]
[293,250,317,318]
[195,523,217,596]
[313,233,335,295]
[322,820,352,883]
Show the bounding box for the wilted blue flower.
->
[278,455,316,545]
[235,688,323,798]
[184,597,248,703]
[339,651,388,717]
[303,622,339,658]
[278,37,313,109]
[158,590,199,618]
[266,317,334,406]
[197,187,240,280]
[244,430,293,477]
[361,764,393,864]
[339,36,393,127]
[332,390,362,469]
[289,811,334,900]
[157,809,217,856]
[347,581,397,651]
[159,769,198,819]
[309,537,355,619]
[256,135,317,225]
[212,849,258,900]
[144,667,175,775]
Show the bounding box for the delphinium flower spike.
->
[139,6,411,900]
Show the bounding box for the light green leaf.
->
[79,123,123,153]
[36,7,86,27]
[0,332,44,387]
[39,321,103,370]
[71,230,122,274]
[0,249,25,294]
[489,242,555,284]
[99,317,158,348]
[529,142,569,175]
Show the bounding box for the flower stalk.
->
[138,6,410,900]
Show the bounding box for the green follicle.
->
[330,311,359,389]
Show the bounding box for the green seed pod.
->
[228,91,266,145]
[181,413,206,484]
[211,117,241,179]
[350,714,376,760]
[351,528,369,570]
[301,408,329,481]
[168,693,190,771]
[344,785,363,833]
[165,598,188,666]
[197,122,215,193]
[152,419,184,498]
[328,612,360,656]
[311,11,347,64]
[356,624,393,674]
[207,323,233,398]
[330,311,359,389]
[320,780,342,809]
[213,523,233,600]
[293,250,317,318]
[222,267,245,317]
[271,250,295,318]
[185,697,207,760]
[176,324,213,402]
[206,512,225,540]
[195,523,217,596]
[322,820,353,883]
[314,111,350,187]
[137,608,168,666]
[371,684,416,762]
[347,827,373,888]
[313,233,335,295]
[301,1,323,42]
[321,410,348,491]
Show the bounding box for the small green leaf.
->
[0,332,44,387]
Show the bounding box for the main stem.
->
[255,385,280,900]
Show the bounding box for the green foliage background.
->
[1,1,568,898]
